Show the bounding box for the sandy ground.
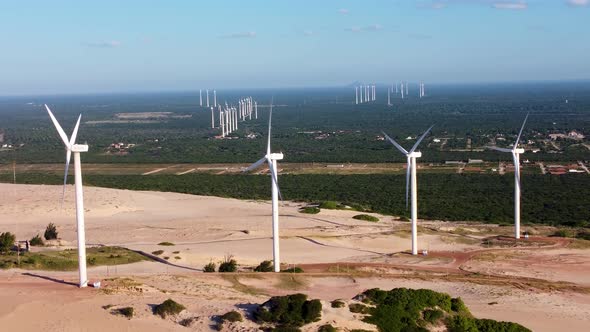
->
[1,183,589,331]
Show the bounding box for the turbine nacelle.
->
[407,151,422,158]
[513,148,525,154]
[267,152,284,161]
[70,144,89,153]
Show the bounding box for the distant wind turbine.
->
[486,113,529,239]
[243,100,284,272]
[383,125,434,255]
[45,104,89,287]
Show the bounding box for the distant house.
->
[468,159,483,164]
[432,138,441,143]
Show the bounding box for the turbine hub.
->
[269,153,284,160]
[71,144,89,153]
[514,148,525,154]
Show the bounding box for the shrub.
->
[203,261,216,272]
[0,232,16,254]
[253,293,322,327]
[299,206,320,214]
[319,201,341,210]
[116,307,134,319]
[219,254,237,272]
[179,317,197,327]
[423,309,444,324]
[44,223,58,240]
[30,234,44,246]
[348,303,370,314]
[331,300,345,308]
[576,231,590,241]
[153,299,185,318]
[220,310,243,323]
[151,250,164,255]
[158,242,175,246]
[318,324,337,332]
[255,260,274,272]
[551,229,574,238]
[451,297,470,316]
[448,316,479,332]
[281,267,304,273]
[352,214,379,222]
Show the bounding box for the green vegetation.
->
[157,241,175,246]
[348,303,370,314]
[331,300,345,308]
[29,234,44,246]
[254,293,322,330]
[0,246,150,270]
[281,266,304,273]
[353,214,379,222]
[214,310,243,331]
[153,299,185,318]
[114,307,134,319]
[218,255,238,272]
[318,324,338,332]
[3,172,588,226]
[0,232,15,254]
[203,261,216,272]
[151,250,164,255]
[254,260,274,272]
[354,288,530,332]
[299,206,321,214]
[179,317,197,327]
[319,201,346,210]
[44,223,58,240]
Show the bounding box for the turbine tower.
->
[211,107,215,128]
[206,89,210,107]
[382,126,434,255]
[486,114,529,239]
[355,86,359,105]
[214,90,217,107]
[243,100,284,272]
[45,105,88,287]
[199,89,203,106]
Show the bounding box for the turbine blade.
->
[514,113,529,149]
[69,114,82,146]
[410,125,434,153]
[405,157,411,209]
[62,150,71,205]
[486,146,513,153]
[267,98,274,156]
[242,157,266,172]
[382,131,408,155]
[267,158,283,201]
[45,104,70,147]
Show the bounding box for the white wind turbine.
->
[243,100,284,272]
[44,104,89,287]
[486,113,529,239]
[383,125,434,255]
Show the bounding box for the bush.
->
[220,310,243,323]
[203,261,216,272]
[219,255,237,272]
[319,201,341,210]
[151,250,164,255]
[331,300,345,308]
[179,317,197,327]
[576,231,590,241]
[348,303,370,314]
[153,299,185,318]
[352,214,379,222]
[299,207,320,214]
[551,229,574,238]
[318,324,337,332]
[0,232,15,254]
[255,260,274,272]
[253,293,322,327]
[115,307,134,319]
[451,297,471,316]
[44,223,58,240]
[423,309,444,324]
[30,234,44,246]
[157,241,175,246]
[281,267,304,273]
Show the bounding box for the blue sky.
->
[0,0,588,95]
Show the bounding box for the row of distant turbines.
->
[199,89,217,108]
[359,82,427,106]
[211,97,258,137]
[44,102,528,286]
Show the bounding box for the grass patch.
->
[318,324,337,332]
[254,293,322,328]
[114,307,134,319]
[29,234,44,246]
[151,250,164,255]
[255,260,274,272]
[276,274,308,290]
[203,261,216,272]
[353,214,379,222]
[153,299,185,318]
[157,242,175,246]
[281,266,304,273]
[331,300,345,308]
[220,275,265,296]
[569,239,590,249]
[0,246,150,271]
[299,206,320,214]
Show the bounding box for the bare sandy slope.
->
[1,183,590,331]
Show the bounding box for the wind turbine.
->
[382,125,434,255]
[486,113,529,239]
[44,104,88,287]
[243,100,284,272]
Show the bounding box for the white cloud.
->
[492,1,528,10]
[84,40,121,48]
[303,30,314,36]
[566,0,589,7]
[338,8,350,14]
[221,32,256,39]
